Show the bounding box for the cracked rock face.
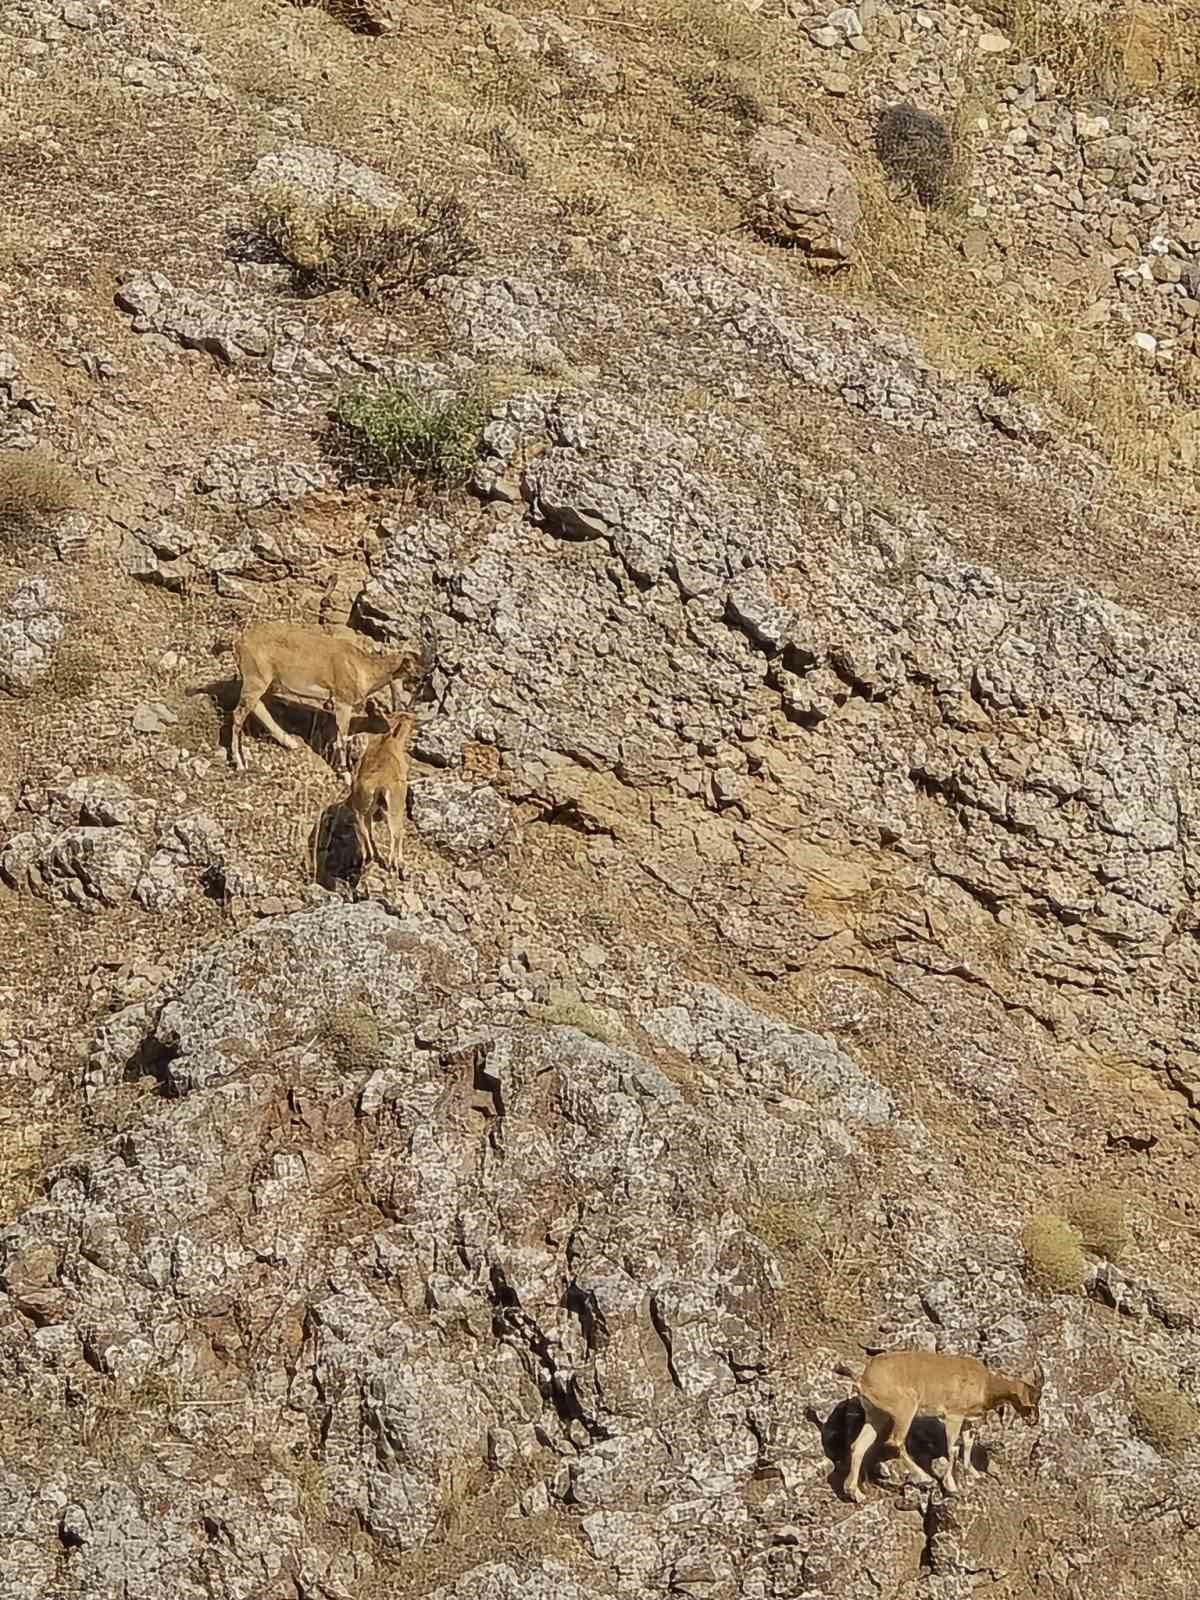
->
[2,900,1197,1598]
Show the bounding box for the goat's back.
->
[859,1349,991,1415]
[237,622,378,702]
[351,718,416,795]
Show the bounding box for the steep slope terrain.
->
[2,2,1200,1596]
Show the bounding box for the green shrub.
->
[1065,1191,1131,1262]
[1131,1385,1200,1458]
[332,383,486,491]
[1021,1212,1087,1294]
[256,184,479,302]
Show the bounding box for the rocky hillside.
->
[3,1,1200,1596]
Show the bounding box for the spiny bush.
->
[256,185,479,302]
[331,383,487,491]
[285,0,387,36]
[1021,1212,1088,1294]
[320,1002,383,1070]
[875,102,956,209]
[0,449,81,542]
[1065,1191,1131,1262]
[1131,1385,1200,1458]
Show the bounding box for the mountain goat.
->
[222,621,427,772]
[844,1348,1043,1502]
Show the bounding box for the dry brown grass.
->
[46,643,102,702]
[988,1,1137,97]
[746,1190,873,1341]
[0,1113,47,1225]
[0,450,82,542]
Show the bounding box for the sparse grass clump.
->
[525,995,625,1045]
[170,691,221,754]
[320,1002,383,1069]
[1065,1191,1131,1262]
[48,643,101,700]
[256,185,479,302]
[682,64,767,124]
[1131,1385,1200,1458]
[331,383,487,491]
[660,0,770,66]
[0,450,82,543]
[1021,1212,1088,1293]
[744,1191,868,1338]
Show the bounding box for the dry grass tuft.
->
[1064,1191,1131,1261]
[1131,1384,1200,1458]
[525,995,625,1044]
[256,185,479,302]
[1021,1212,1088,1293]
[747,1191,871,1339]
[170,691,222,755]
[659,0,771,66]
[0,450,82,542]
[47,642,101,701]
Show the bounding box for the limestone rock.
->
[745,130,860,264]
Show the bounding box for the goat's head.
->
[1011,1363,1044,1425]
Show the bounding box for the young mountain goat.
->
[346,709,419,873]
[844,1349,1043,1503]
[223,622,426,773]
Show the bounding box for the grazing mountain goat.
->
[222,621,427,772]
[844,1349,1043,1502]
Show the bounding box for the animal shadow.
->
[309,799,367,888]
[815,1398,985,1501]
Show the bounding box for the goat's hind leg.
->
[845,1401,886,1504]
[236,676,302,765]
[886,1401,936,1487]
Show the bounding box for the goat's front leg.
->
[940,1414,965,1493]
[331,702,352,772]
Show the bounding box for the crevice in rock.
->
[489,1266,609,1442]
[561,1280,607,1359]
[648,1292,684,1390]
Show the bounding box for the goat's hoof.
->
[847,1488,865,1505]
